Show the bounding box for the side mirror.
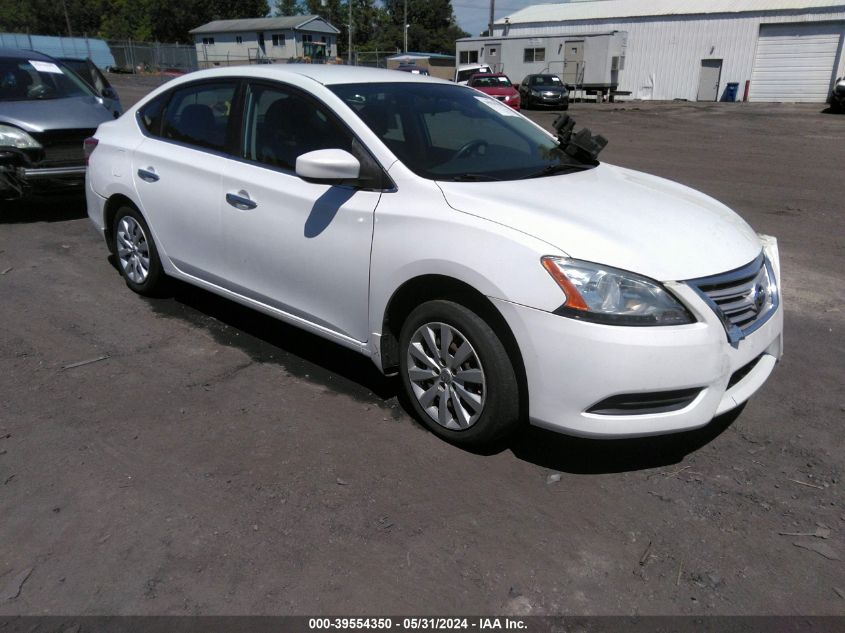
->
[296,149,360,183]
[101,86,118,100]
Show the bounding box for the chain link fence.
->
[107,40,198,74]
[352,50,400,69]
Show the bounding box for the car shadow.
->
[140,276,741,473]
[304,186,356,238]
[143,278,397,402]
[502,405,744,474]
[0,194,87,223]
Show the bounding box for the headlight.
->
[541,257,694,326]
[0,125,41,149]
[531,89,541,96]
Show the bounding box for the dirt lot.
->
[1,76,843,615]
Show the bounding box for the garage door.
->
[749,23,843,102]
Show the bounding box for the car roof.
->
[167,64,453,87]
[0,47,57,62]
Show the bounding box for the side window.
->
[162,82,236,152]
[242,83,352,171]
[138,94,167,136]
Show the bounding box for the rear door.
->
[131,79,239,283]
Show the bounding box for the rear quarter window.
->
[138,95,166,136]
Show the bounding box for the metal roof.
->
[388,52,457,60]
[190,15,339,35]
[498,0,845,24]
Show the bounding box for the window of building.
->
[272,33,285,46]
[523,47,545,62]
[235,36,243,44]
[162,82,237,152]
[202,37,215,45]
[459,50,479,64]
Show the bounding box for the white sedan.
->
[85,65,783,446]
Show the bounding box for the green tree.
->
[99,0,154,40]
[379,0,467,54]
[274,0,302,16]
[0,0,268,42]
[0,0,107,37]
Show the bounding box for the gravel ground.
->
[0,74,843,615]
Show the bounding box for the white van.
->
[454,63,492,84]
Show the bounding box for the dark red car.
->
[467,73,521,110]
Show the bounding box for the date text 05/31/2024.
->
[308,618,527,630]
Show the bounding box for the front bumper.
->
[531,93,569,106]
[491,249,783,438]
[1,159,86,200]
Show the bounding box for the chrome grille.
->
[686,254,778,346]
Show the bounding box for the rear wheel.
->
[112,205,166,296]
[399,300,521,447]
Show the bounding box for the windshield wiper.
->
[446,173,501,182]
[522,163,593,179]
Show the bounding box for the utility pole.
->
[61,0,73,37]
[403,0,408,53]
[488,0,495,37]
[348,0,352,64]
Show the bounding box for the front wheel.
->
[112,205,166,296]
[399,300,521,447]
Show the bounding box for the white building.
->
[456,0,845,102]
[191,16,340,66]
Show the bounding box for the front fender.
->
[366,168,566,365]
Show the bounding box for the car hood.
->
[436,163,761,282]
[531,85,567,93]
[0,96,112,133]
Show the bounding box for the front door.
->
[698,59,722,101]
[219,81,380,343]
[485,43,501,72]
[257,32,266,54]
[563,40,584,86]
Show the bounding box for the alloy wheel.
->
[406,322,486,431]
[116,215,150,284]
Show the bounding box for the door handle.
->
[137,167,159,182]
[226,191,257,210]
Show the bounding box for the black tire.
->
[399,299,521,447]
[111,205,166,296]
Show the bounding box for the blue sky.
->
[452,0,541,37]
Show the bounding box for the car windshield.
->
[331,82,594,181]
[0,57,96,101]
[471,76,512,88]
[532,76,563,86]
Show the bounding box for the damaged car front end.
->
[1,48,112,201]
